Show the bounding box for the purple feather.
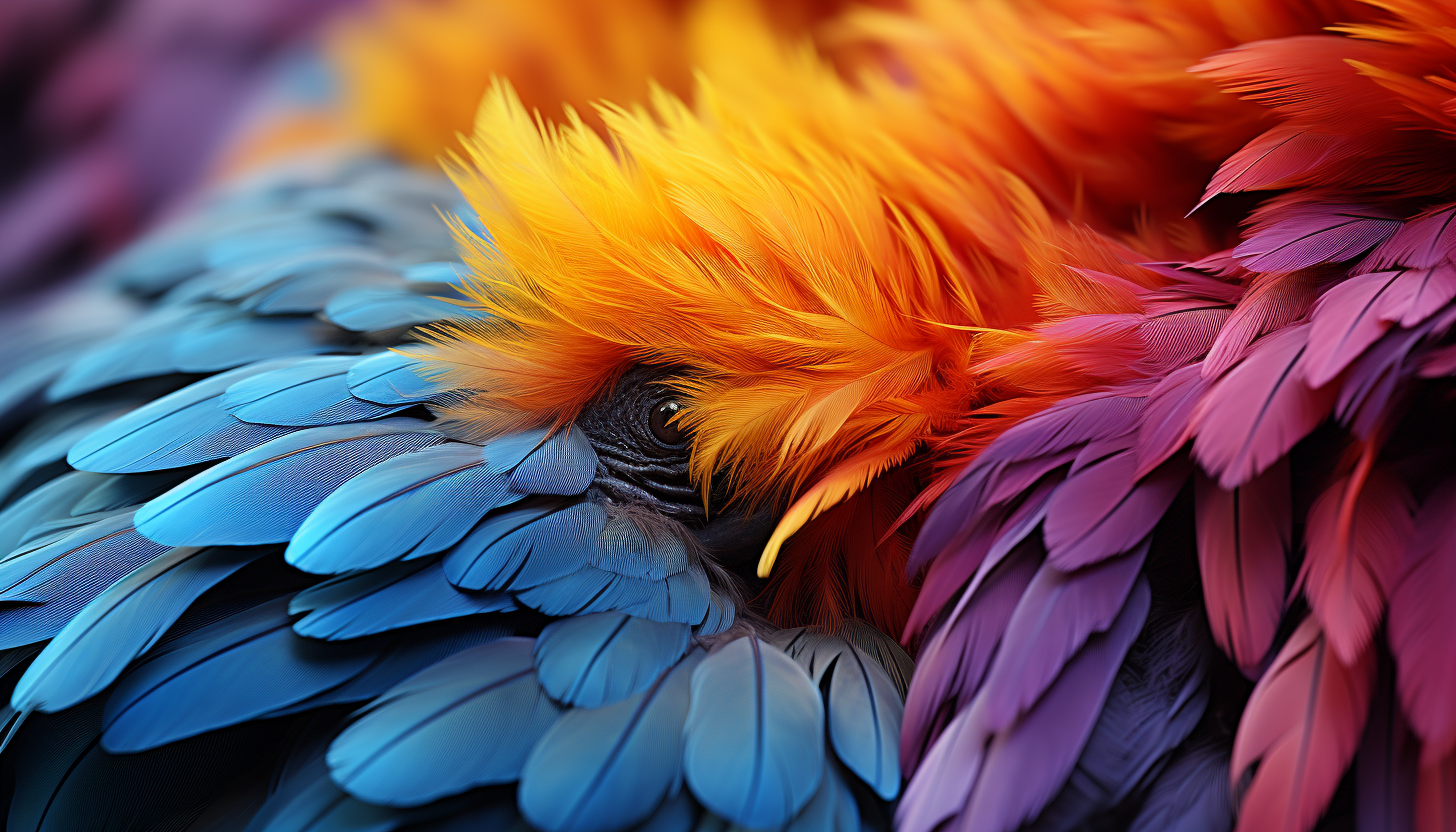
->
[897,705,987,832]
[1233,202,1400,273]
[907,466,993,577]
[1127,739,1235,832]
[1336,306,1456,438]
[951,577,1151,832]
[1043,451,1189,571]
[901,542,1040,772]
[1135,365,1208,478]
[1192,324,1336,489]
[975,542,1148,734]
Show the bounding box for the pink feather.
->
[1231,616,1374,832]
[1233,202,1400,274]
[1192,324,1337,489]
[1195,461,1289,676]
[1135,364,1209,478]
[1299,270,1403,388]
[1202,271,1318,379]
[1364,205,1456,271]
[1301,465,1414,665]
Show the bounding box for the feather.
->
[0,472,102,557]
[70,470,193,515]
[1233,203,1400,274]
[134,418,445,547]
[771,629,904,800]
[532,612,691,709]
[1197,125,1352,206]
[243,762,407,832]
[683,637,825,829]
[402,262,467,286]
[327,638,563,806]
[171,315,340,374]
[1299,270,1405,387]
[953,577,1151,832]
[976,542,1148,733]
[1192,324,1337,489]
[514,563,711,626]
[0,403,134,503]
[1126,740,1234,832]
[1356,653,1418,832]
[1195,462,1290,675]
[1202,271,1318,379]
[1135,365,1209,478]
[1230,616,1374,832]
[1042,451,1189,571]
[325,287,476,332]
[346,350,446,405]
[286,442,519,574]
[243,266,403,317]
[12,544,266,715]
[1389,480,1456,764]
[1301,466,1414,665]
[290,559,515,640]
[1027,606,1211,832]
[507,426,598,496]
[45,304,217,401]
[223,356,408,427]
[1334,313,1456,438]
[1364,205,1456,272]
[0,513,168,649]
[1375,265,1456,329]
[784,761,860,832]
[443,499,595,591]
[901,541,1040,772]
[518,649,704,832]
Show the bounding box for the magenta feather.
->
[1192,324,1336,489]
[1197,126,1350,208]
[1299,270,1403,387]
[1364,204,1456,271]
[1194,462,1289,676]
[1389,480,1456,765]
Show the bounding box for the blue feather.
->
[773,630,904,801]
[290,559,515,640]
[246,766,406,832]
[134,419,445,547]
[0,472,102,557]
[224,356,408,427]
[325,287,476,332]
[11,545,267,715]
[402,262,466,286]
[518,648,704,832]
[515,565,710,625]
[287,442,521,573]
[697,593,736,637]
[0,513,168,649]
[327,638,563,807]
[532,612,692,708]
[1126,741,1233,832]
[70,470,194,515]
[171,315,340,374]
[347,351,446,405]
[101,600,507,752]
[240,265,401,316]
[67,358,305,473]
[683,637,826,828]
[592,516,687,580]
[205,219,367,273]
[0,403,133,502]
[786,761,861,832]
[46,304,219,401]
[629,791,701,832]
[210,246,389,302]
[505,427,597,496]
[443,500,601,591]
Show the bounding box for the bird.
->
[0,0,1448,831]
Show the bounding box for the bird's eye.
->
[647,398,687,446]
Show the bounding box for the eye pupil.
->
[648,399,686,445]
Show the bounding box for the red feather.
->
[1390,481,1456,764]
[1301,461,1414,665]
[1194,460,1289,676]
[1192,323,1337,489]
[1231,616,1375,832]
